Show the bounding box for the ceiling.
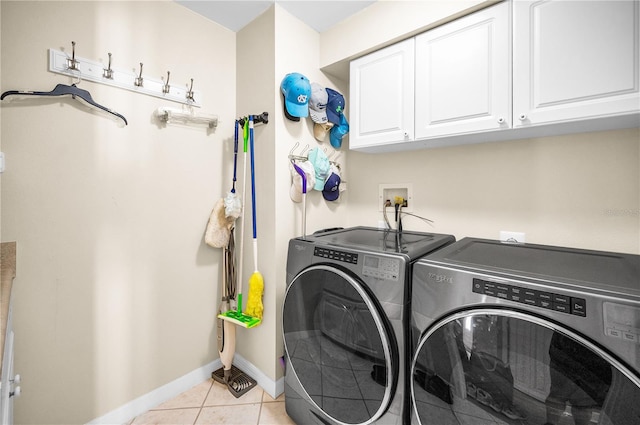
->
[176,0,377,33]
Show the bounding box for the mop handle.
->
[249,116,257,240]
[236,119,249,311]
[232,120,239,192]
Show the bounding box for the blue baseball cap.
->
[325,88,345,125]
[322,168,341,202]
[330,114,349,149]
[281,73,311,120]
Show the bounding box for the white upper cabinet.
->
[348,0,640,152]
[349,38,415,149]
[513,0,640,127]
[415,1,511,139]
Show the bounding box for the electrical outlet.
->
[378,183,413,212]
[500,231,525,243]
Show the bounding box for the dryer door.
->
[411,309,640,425]
[283,264,398,425]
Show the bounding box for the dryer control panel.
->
[603,302,640,344]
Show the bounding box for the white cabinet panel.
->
[513,0,640,126]
[349,38,415,149]
[415,1,511,139]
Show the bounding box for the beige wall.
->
[233,4,351,384]
[345,128,640,254]
[1,0,639,423]
[1,1,235,423]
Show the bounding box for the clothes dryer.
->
[410,238,640,425]
[283,227,454,425]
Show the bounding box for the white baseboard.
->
[86,355,283,425]
[232,355,284,400]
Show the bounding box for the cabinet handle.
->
[11,374,20,384]
[10,386,21,398]
[404,131,409,138]
[497,117,505,124]
[518,114,527,121]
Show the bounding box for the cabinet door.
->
[349,38,415,149]
[414,2,511,140]
[513,0,640,127]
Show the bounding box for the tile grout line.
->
[255,392,265,425]
[192,379,215,425]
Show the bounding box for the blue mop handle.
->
[249,115,257,239]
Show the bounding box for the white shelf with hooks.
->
[48,49,202,107]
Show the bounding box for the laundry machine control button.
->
[362,255,400,281]
[472,278,587,318]
[313,247,358,264]
[571,298,587,316]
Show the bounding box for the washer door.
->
[283,264,398,425]
[411,309,640,425]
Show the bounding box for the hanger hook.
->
[135,62,144,87]
[163,71,171,94]
[67,41,79,70]
[186,78,195,102]
[103,52,113,79]
[289,142,300,157]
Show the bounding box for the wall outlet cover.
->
[500,231,526,243]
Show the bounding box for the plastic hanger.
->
[1,83,128,125]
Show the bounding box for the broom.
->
[245,115,264,320]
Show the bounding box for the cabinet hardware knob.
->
[11,374,20,384]
[497,117,505,124]
[518,114,527,121]
[10,386,21,398]
[404,132,409,138]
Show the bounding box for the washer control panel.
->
[362,255,400,281]
[314,247,358,264]
[313,247,400,281]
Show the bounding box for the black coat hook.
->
[238,112,269,127]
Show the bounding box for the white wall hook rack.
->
[48,49,202,107]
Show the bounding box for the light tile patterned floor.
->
[128,378,295,425]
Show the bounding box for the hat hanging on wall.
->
[330,114,349,149]
[281,73,311,121]
[308,147,331,191]
[290,160,316,203]
[322,164,342,202]
[325,88,345,125]
[308,83,329,124]
[313,122,333,142]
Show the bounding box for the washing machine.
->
[410,237,640,425]
[283,226,455,425]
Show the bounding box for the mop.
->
[214,120,242,387]
[212,119,257,397]
[218,117,261,328]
